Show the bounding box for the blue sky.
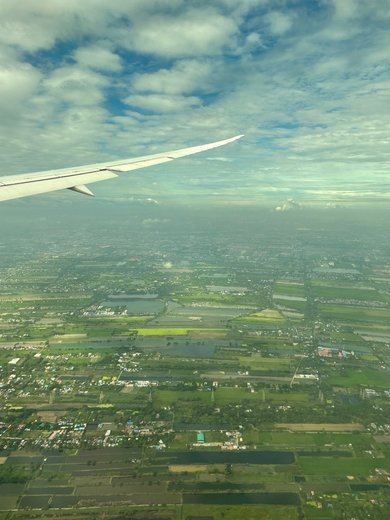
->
[0,0,389,206]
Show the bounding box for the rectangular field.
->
[275,423,364,432]
[131,327,224,336]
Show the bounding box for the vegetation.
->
[1,206,390,518]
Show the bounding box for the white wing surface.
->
[0,135,243,202]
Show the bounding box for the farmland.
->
[0,204,390,519]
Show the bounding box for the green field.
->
[234,309,285,324]
[326,367,390,388]
[274,281,306,297]
[299,455,390,477]
[274,300,307,312]
[177,288,262,306]
[318,304,390,323]
[153,389,211,405]
[130,327,224,336]
[244,431,374,450]
[215,388,309,404]
[312,284,384,301]
[182,504,298,520]
[238,356,293,371]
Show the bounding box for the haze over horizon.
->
[0,0,389,206]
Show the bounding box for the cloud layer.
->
[0,0,389,204]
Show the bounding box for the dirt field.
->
[36,411,58,421]
[169,464,208,473]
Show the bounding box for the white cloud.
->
[0,1,98,52]
[0,1,185,53]
[206,157,232,162]
[265,11,293,35]
[0,16,59,52]
[0,0,389,205]
[331,0,358,20]
[43,65,108,106]
[132,60,214,95]
[121,9,238,57]
[124,93,201,113]
[217,0,269,15]
[0,63,41,119]
[74,44,122,72]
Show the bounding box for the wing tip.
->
[217,134,245,146]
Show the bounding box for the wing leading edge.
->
[0,135,243,202]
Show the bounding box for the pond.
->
[155,450,295,465]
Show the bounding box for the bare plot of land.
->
[0,495,20,509]
[169,464,208,473]
[273,294,306,301]
[374,435,390,443]
[36,411,58,422]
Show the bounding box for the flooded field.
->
[183,492,300,505]
[48,340,127,350]
[19,495,50,508]
[155,451,295,465]
[134,336,239,357]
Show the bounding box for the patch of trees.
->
[0,465,30,484]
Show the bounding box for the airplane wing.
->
[0,135,243,202]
